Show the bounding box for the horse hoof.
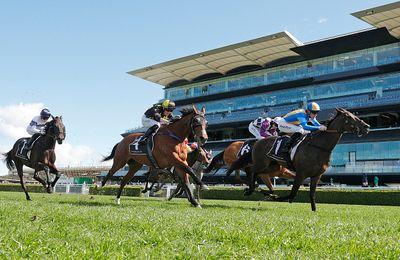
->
[46,187,53,194]
[26,197,32,201]
[115,198,121,205]
[141,189,148,194]
[196,204,202,209]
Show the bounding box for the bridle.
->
[190,113,207,140]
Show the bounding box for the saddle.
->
[267,134,306,171]
[129,132,160,168]
[16,137,39,160]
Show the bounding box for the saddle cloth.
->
[129,133,159,168]
[16,137,34,160]
[267,134,306,169]
[237,139,256,157]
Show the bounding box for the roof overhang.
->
[128,31,303,87]
[352,1,400,39]
[292,27,398,60]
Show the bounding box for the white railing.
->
[54,183,89,194]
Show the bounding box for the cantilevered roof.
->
[128,31,302,87]
[352,1,400,38]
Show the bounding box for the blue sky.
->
[0,0,393,174]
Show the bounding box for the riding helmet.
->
[40,108,51,119]
[307,102,321,113]
[162,100,176,111]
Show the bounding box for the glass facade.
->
[165,43,400,101]
[179,72,400,114]
[328,141,400,174]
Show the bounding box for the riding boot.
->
[26,133,41,150]
[138,124,159,145]
[280,132,302,166]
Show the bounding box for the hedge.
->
[1,184,399,206]
[89,185,142,197]
[0,184,45,193]
[200,187,400,206]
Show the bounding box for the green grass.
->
[0,192,399,259]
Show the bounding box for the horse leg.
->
[33,169,47,190]
[176,163,208,190]
[244,169,256,196]
[16,162,30,200]
[176,168,199,207]
[168,183,181,201]
[49,165,61,188]
[310,175,321,212]
[115,161,142,205]
[101,159,126,187]
[275,176,304,203]
[43,166,53,193]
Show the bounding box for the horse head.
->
[332,108,370,137]
[46,116,66,144]
[178,106,208,146]
[191,106,208,146]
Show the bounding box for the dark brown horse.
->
[250,108,370,211]
[204,140,294,194]
[101,106,208,207]
[3,117,66,200]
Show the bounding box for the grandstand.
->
[125,2,400,184]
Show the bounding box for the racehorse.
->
[101,106,209,207]
[204,140,294,195]
[3,117,66,200]
[249,108,370,211]
[203,141,249,183]
[168,146,212,202]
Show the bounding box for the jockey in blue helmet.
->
[272,102,327,162]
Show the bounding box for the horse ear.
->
[192,105,198,114]
[335,107,343,114]
[51,115,55,120]
[201,106,206,114]
[60,115,63,120]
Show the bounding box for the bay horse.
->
[204,140,294,195]
[101,106,209,207]
[3,117,66,200]
[250,108,370,211]
[203,141,249,182]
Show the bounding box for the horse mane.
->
[180,107,195,116]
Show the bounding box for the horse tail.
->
[3,151,15,171]
[203,150,225,174]
[225,153,250,176]
[102,143,118,162]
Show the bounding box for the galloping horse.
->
[101,106,208,207]
[3,117,66,200]
[204,140,294,195]
[249,108,370,211]
[203,141,249,182]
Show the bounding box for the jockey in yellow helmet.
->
[139,100,176,145]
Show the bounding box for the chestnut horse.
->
[3,117,66,200]
[250,108,370,211]
[101,107,208,207]
[204,140,294,195]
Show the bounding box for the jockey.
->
[248,116,278,139]
[138,99,176,145]
[25,108,52,149]
[272,102,327,162]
